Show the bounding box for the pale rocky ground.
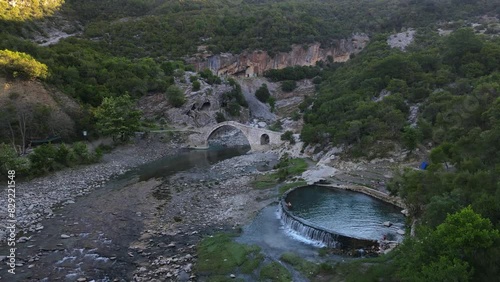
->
[129,152,280,282]
[28,12,83,46]
[238,77,278,122]
[387,28,416,51]
[277,140,424,194]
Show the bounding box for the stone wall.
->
[317,184,406,209]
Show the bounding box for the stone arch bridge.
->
[188,121,283,151]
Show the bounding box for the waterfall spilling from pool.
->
[278,203,343,248]
[278,185,406,249]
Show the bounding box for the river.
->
[0,147,250,281]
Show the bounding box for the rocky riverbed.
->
[0,139,181,243]
[131,152,279,282]
[0,137,280,281]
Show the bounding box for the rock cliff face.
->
[189,34,369,77]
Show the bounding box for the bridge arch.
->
[194,121,284,151]
[205,123,252,148]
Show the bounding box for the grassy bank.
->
[195,233,292,281]
[251,157,309,190]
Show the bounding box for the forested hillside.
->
[0,0,65,21]
[301,28,500,280]
[69,0,500,57]
[1,0,500,280]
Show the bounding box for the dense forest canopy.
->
[70,0,500,57]
[1,0,499,59]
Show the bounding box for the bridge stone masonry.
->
[188,121,284,151]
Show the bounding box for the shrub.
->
[255,84,270,103]
[269,120,283,131]
[260,262,292,281]
[269,96,276,112]
[29,144,58,175]
[55,144,76,166]
[72,142,93,164]
[199,68,221,85]
[192,80,201,91]
[312,76,322,84]
[226,101,241,116]
[166,85,186,107]
[274,156,308,181]
[281,80,297,92]
[216,112,226,123]
[0,143,30,177]
[291,111,301,121]
[96,144,113,154]
[173,69,185,77]
[281,131,295,144]
[223,82,247,108]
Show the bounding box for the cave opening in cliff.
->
[201,102,211,111]
[260,134,270,145]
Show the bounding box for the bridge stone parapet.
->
[189,121,283,151]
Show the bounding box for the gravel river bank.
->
[0,140,181,243]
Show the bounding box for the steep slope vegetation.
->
[0,0,65,22]
[68,0,500,58]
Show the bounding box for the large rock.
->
[301,165,338,185]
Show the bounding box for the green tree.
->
[281,131,295,144]
[255,83,270,103]
[402,126,422,152]
[166,85,186,107]
[418,257,472,282]
[94,94,141,142]
[398,207,500,281]
[0,50,48,79]
[0,143,29,176]
[192,80,201,91]
[281,80,297,92]
[445,29,483,66]
[29,144,58,175]
[430,143,456,170]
